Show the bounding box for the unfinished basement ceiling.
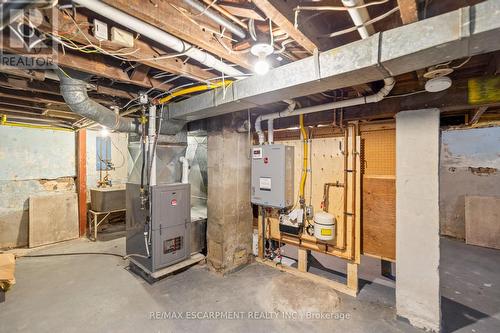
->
[0,0,498,131]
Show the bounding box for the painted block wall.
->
[440,126,500,239]
[0,126,76,248]
[85,130,129,196]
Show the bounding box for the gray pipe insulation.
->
[56,69,186,135]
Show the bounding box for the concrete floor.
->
[1,236,498,333]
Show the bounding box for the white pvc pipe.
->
[267,118,274,144]
[180,156,190,184]
[254,77,395,134]
[342,0,371,39]
[255,100,296,145]
[74,0,244,78]
[148,105,157,186]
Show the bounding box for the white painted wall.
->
[396,109,441,332]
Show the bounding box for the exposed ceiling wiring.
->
[320,6,400,38]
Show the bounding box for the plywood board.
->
[362,177,396,260]
[465,196,500,249]
[360,128,396,261]
[29,193,79,248]
[270,132,361,262]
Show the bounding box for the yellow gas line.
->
[155,80,233,105]
[0,115,73,132]
[299,114,308,201]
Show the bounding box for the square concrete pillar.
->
[206,112,253,274]
[395,109,441,332]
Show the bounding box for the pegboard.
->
[361,129,395,177]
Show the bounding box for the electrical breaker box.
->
[251,144,294,208]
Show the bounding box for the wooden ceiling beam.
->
[469,106,488,125]
[1,34,171,92]
[101,0,253,70]
[397,0,419,24]
[251,0,317,54]
[47,10,216,82]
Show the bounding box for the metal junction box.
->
[251,144,294,208]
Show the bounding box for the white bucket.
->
[314,212,336,241]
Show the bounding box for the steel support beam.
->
[168,0,500,121]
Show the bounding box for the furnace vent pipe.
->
[56,69,186,135]
[255,100,296,145]
[183,0,246,39]
[254,77,395,139]
[73,0,244,78]
[180,156,190,184]
[58,70,137,132]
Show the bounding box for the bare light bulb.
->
[100,127,109,137]
[254,57,270,75]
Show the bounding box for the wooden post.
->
[347,262,358,293]
[77,129,87,237]
[258,210,264,259]
[298,248,309,272]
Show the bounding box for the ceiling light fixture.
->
[251,43,274,75]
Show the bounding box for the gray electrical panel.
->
[251,144,294,208]
[126,183,190,273]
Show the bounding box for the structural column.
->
[395,109,441,332]
[76,129,87,237]
[206,112,253,274]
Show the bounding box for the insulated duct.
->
[168,0,500,120]
[183,0,246,39]
[73,0,244,78]
[56,69,186,135]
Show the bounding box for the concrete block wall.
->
[0,126,76,249]
[440,126,500,239]
[206,113,253,273]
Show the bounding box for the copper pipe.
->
[322,181,344,212]
[200,0,248,30]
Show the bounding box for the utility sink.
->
[90,186,126,212]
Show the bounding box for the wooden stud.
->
[76,129,87,237]
[298,248,309,272]
[397,0,419,24]
[256,257,358,297]
[258,209,264,259]
[347,262,358,293]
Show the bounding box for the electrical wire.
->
[18,252,150,260]
[321,6,400,38]
[385,90,426,99]
[295,0,390,12]
[18,252,124,259]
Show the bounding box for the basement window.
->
[96,136,111,171]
